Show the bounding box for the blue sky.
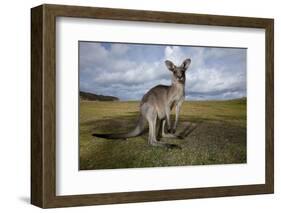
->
[79,41,246,101]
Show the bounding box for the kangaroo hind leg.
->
[161,119,177,138]
[146,111,160,146]
[146,111,180,149]
[156,118,163,140]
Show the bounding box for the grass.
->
[79,99,246,170]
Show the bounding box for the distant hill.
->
[80,91,119,101]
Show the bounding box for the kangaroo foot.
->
[162,133,177,138]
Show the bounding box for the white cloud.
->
[163,45,246,100]
[79,42,246,100]
[80,43,108,65]
[187,67,244,93]
[165,46,187,65]
[111,43,130,56]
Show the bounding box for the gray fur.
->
[92,58,191,148]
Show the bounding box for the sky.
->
[79,41,246,101]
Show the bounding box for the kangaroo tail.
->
[92,115,146,139]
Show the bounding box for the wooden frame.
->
[31,4,274,208]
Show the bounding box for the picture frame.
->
[31,4,274,208]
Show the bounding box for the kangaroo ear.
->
[181,58,191,70]
[165,60,175,71]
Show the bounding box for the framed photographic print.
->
[31,4,274,208]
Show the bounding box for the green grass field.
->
[79,99,246,170]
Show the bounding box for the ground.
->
[79,99,246,170]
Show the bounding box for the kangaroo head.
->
[165,58,191,84]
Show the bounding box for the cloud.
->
[79,42,246,101]
[110,43,130,56]
[162,45,246,100]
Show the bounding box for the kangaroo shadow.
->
[177,121,202,139]
[80,114,246,170]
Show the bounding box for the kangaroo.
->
[92,58,191,148]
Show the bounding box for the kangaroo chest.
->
[168,85,185,108]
